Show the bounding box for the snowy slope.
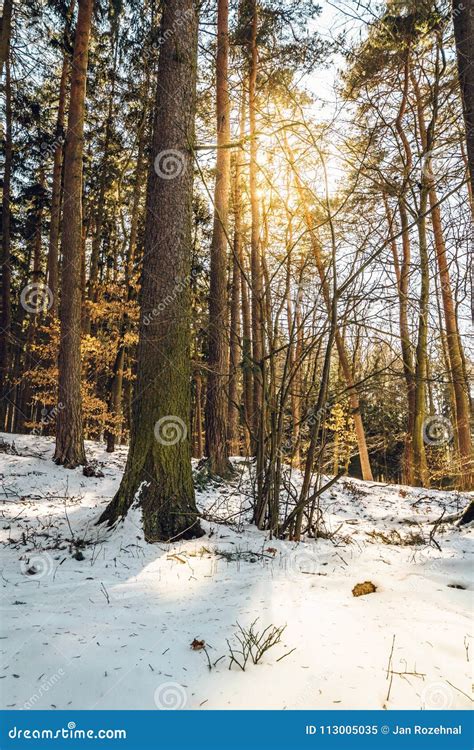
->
[0,433,472,711]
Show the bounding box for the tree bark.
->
[205,0,232,476]
[99,0,203,542]
[412,187,430,487]
[193,369,204,458]
[383,195,415,483]
[105,106,147,453]
[411,73,473,489]
[0,57,12,428]
[227,155,242,456]
[46,0,76,316]
[84,36,119,335]
[453,0,474,198]
[227,94,246,456]
[248,0,264,444]
[0,0,12,79]
[53,0,93,468]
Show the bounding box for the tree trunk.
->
[248,0,264,444]
[0,56,12,428]
[412,74,473,489]
[412,187,430,487]
[453,0,474,198]
[227,155,242,456]
[84,34,119,334]
[53,0,93,468]
[240,249,253,454]
[105,107,147,453]
[193,369,204,459]
[99,0,203,542]
[205,0,232,476]
[384,195,415,483]
[46,0,76,316]
[0,0,13,79]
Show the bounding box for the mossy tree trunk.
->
[99,0,203,543]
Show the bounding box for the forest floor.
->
[0,433,472,711]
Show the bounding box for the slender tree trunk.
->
[453,0,474,198]
[53,0,93,468]
[0,57,12,427]
[205,0,232,476]
[383,195,415,483]
[248,0,263,444]
[227,156,242,456]
[390,49,419,483]
[46,0,76,316]
[0,0,12,79]
[412,188,430,487]
[99,0,203,542]
[412,75,473,489]
[105,111,146,452]
[193,369,204,458]
[227,93,246,455]
[84,36,119,334]
[240,250,253,453]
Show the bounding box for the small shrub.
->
[227,619,287,671]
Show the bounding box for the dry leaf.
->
[352,581,376,597]
[191,638,205,650]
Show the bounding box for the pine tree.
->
[205,0,233,477]
[99,0,204,542]
[53,0,94,468]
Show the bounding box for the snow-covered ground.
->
[0,433,472,711]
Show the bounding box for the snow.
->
[0,433,472,711]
